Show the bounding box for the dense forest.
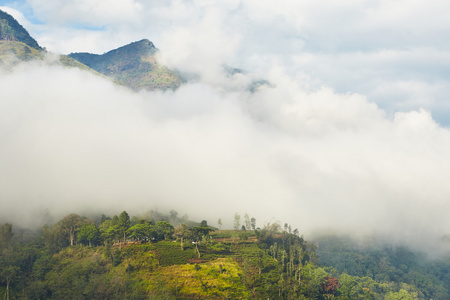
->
[1,210,449,299]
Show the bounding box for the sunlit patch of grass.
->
[153,257,250,299]
[0,40,42,62]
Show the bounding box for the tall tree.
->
[244,214,251,230]
[0,265,19,300]
[41,224,66,252]
[118,211,130,244]
[233,213,241,230]
[56,213,85,246]
[218,218,222,230]
[169,210,178,219]
[99,219,118,244]
[127,220,154,242]
[155,221,174,241]
[173,224,189,250]
[189,226,213,258]
[77,224,100,247]
[251,217,256,230]
[0,223,13,250]
[255,221,281,245]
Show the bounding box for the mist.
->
[0,57,449,254]
[2,0,450,255]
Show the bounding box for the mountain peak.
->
[69,39,182,91]
[0,9,42,50]
[102,39,157,57]
[135,39,155,48]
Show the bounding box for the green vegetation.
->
[0,10,183,91]
[315,235,450,299]
[0,40,98,73]
[0,41,42,63]
[155,241,197,266]
[0,10,41,50]
[1,212,449,299]
[1,11,449,299]
[58,54,100,72]
[69,39,184,91]
[156,257,250,299]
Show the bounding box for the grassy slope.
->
[0,40,42,62]
[136,237,254,299]
[35,232,259,299]
[0,41,108,82]
[41,240,252,299]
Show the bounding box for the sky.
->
[1,0,450,253]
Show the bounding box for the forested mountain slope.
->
[1,211,449,299]
[0,10,41,50]
[315,235,450,299]
[0,9,182,91]
[69,39,183,91]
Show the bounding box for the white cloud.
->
[12,0,450,121]
[2,0,450,253]
[2,60,450,253]
[157,5,241,85]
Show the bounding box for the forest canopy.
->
[1,210,449,299]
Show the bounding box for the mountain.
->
[0,9,182,91]
[0,10,92,71]
[0,9,41,50]
[69,39,184,91]
[0,10,45,63]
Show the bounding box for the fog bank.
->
[1,60,450,254]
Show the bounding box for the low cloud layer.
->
[1,60,450,254]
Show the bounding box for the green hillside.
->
[69,39,184,91]
[315,234,450,300]
[0,10,95,72]
[1,211,448,299]
[0,40,100,74]
[0,10,41,50]
[0,10,182,91]
[0,40,42,62]
[0,10,44,65]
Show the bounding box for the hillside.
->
[1,211,448,299]
[69,39,184,91]
[315,235,450,300]
[0,9,183,91]
[0,39,99,75]
[0,10,41,50]
[0,10,94,72]
[0,40,42,62]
